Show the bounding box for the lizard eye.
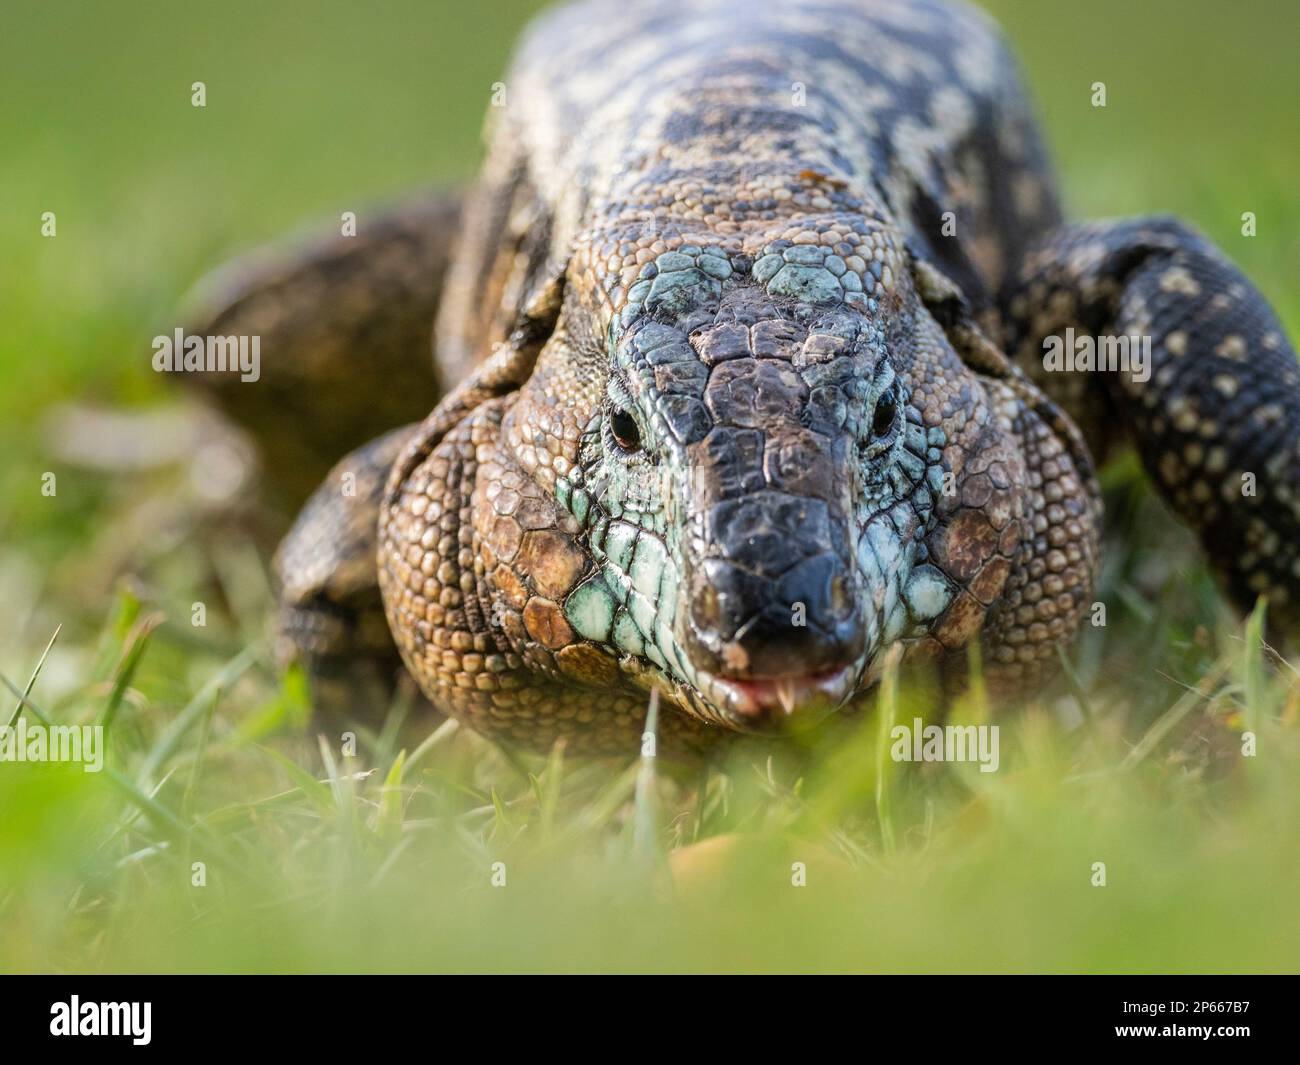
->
[871,393,897,437]
[610,408,642,452]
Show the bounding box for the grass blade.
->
[101,613,162,728]
[6,623,60,728]
[632,689,661,859]
[874,644,903,854]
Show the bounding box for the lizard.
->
[184,0,1300,757]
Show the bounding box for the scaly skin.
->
[376,0,1103,755]
[205,0,1297,757]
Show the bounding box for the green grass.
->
[2,592,1297,973]
[1,0,1299,973]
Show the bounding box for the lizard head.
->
[500,213,1019,733]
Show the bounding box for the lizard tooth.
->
[775,678,798,716]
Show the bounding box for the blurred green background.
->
[0,0,1297,973]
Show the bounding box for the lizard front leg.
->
[1004,218,1300,631]
[181,191,462,506]
[274,425,427,726]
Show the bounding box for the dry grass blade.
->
[1120,660,1229,771]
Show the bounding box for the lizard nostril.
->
[829,573,851,618]
[695,581,721,628]
[610,408,641,452]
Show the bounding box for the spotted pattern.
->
[1005,218,1300,630]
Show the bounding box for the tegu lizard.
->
[185,0,1300,756]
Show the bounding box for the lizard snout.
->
[680,489,866,686]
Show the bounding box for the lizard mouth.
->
[696,664,859,727]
